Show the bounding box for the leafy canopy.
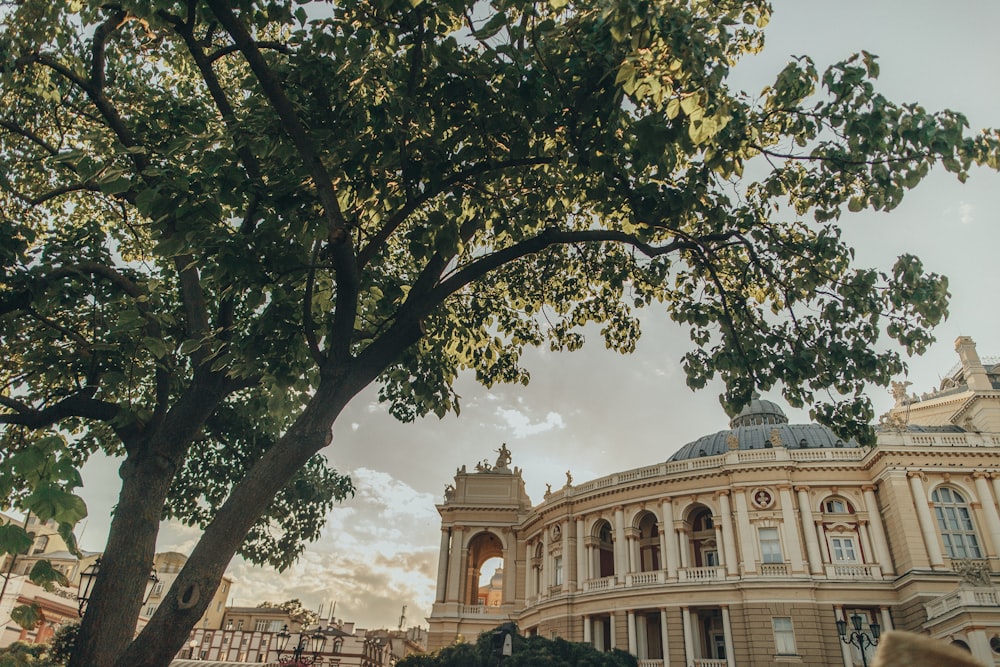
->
[0,0,997,663]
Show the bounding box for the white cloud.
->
[959,201,975,225]
[495,407,565,438]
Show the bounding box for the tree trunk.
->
[69,454,174,667]
[115,380,352,667]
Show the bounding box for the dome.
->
[729,396,788,428]
[668,396,860,461]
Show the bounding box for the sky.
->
[73,0,1000,633]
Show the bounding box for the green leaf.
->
[30,558,71,591]
[0,523,33,555]
[22,484,88,525]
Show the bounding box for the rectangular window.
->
[704,550,719,567]
[144,605,157,617]
[759,527,783,564]
[254,620,268,632]
[772,617,796,655]
[236,620,243,630]
[831,537,858,562]
[554,555,563,585]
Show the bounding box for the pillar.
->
[583,615,591,644]
[966,628,993,664]
[436,528,450,602]
[973,473,1000,558]
[718,491,739,576]
[614,506,627,584]
[907,472,945,568]
[676,525,690,568]
[721,606,736,667]
[446,526,464,602]
[562,519,571,588]
[834,606,853,667]
[862,485,894,574]
[627,610,637,655]
[541,528,549,593]
[778,485,804,572]
[501,534,514,604]
[734,489,757,573]
[659,608,670,667]
[879,607,893,632]
[661,498,679,579]
[681,607,694,665]
[610,612,617,650]
[576,518,586,589]
[796,487,823,574]
[858,521,874,564]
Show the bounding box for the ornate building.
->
[428,337,1000,666]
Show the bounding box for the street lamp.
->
[276,624,326,666]
[837,613,881,667]
[76,559,160,616]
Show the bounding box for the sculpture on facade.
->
[444,484,455,501]
[565,470,573,486]
[495,443,512,470]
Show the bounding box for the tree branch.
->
[0,392,120,428]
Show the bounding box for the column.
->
[681,607,695,665]
[718,491,739,576]
[661,498,679,579]
[778,485,804,572]
[713,521,724,568]
[967,628,993,665]
[734,489,757,573]
[992,476,1000,518]
[629,530,640,574]
[676,525,690,568]
[818,523,831,563]
[526,540,535,601]
[659,608,670,667]
[576,518,586,588]
[862,485,894,574]
[973,473,1000,558]
[796,487,823,574]
[908,472,945,567]
[541,528,549,593]
[446,526,464,602]
[436,528,450,602]
[610,612,617,650]
[562,519,572,589]
[583,615,591,644]
[858,521,874,564]
[721,606,736,667]
[627,610,637,655]
[614,507,627,584]
[879,607,893,632]
[501,535,513,604]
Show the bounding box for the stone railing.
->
[824,563,883,580]
[925,587,1000,621]
[459,604,506,617]
[677,566,725,582]
[694,659,728,667]
[759,563,790,576]
[583,576,616,593]
[637,660,664,667]
[627,571,665,587]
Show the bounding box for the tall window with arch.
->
[931,487,983,559]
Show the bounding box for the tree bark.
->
[114,378,354,667]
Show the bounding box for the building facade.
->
[428,336,1000,666]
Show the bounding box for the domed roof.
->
[729,396,788,428]
[668,396,860,461]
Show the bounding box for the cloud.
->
[959,201,975,225]
[495,407,565,438]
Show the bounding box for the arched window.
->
[931,487,982,559]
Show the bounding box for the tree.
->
[397,629,638,667]
[256,598,320,628]
[0,641,61,667]
[0,0,997,665]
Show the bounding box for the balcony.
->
[677,566,725,582]
[925,587,1000,621]
[759,563,789,576]
[824,563,883,580]
[637,661,664,667]
[694,660,728,667]
[627,571,665,587]
[458,604,506,617]
[583,576,616,593]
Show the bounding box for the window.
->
[772,617,796,655]
[237,620,243,630]
[824,499,851,513]
[931,487,983,559]
[831,537,858,562]
[759,527,783,564]
[151,582,164,596]
[254,620,268,632]
[144,605,157,617]
[554,555,563,585]
[704,550,719,567]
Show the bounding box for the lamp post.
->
[76,559,160,616]
[837,613,881,667]
[276,624,326,666]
